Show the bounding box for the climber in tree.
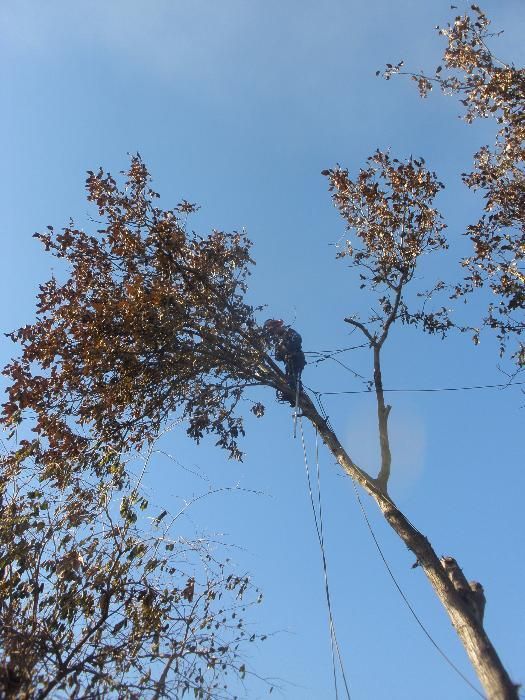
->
[263,319,306,402]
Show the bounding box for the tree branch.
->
[344,317,375,344]
[378,279,404,349]
[297,387,518,700]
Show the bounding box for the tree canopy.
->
[0,450,261,698]
[2,159,287,482]
[383,4,524,365]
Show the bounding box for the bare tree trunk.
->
[373,345,392,491]
[295,388,518,700]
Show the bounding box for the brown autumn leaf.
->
[1,156,290,485]
[323,150,452,340]
[386,5,524,364]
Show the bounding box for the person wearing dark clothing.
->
[263,319,306,402]
[274,327,306,387]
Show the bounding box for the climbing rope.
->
[297,403,486,699]
[299,417,352,700]
[349,479,486,699]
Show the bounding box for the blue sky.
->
[1,1,524,698]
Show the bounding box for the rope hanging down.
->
[296,402,485,698]
[299,417,352,700]
[349,479,486,699]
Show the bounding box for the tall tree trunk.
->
[296,389,518,700]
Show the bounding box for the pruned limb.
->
[441,557,486,625]
[344,317,375,344]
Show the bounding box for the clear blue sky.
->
[1,2,524,698]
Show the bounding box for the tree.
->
[0,436,264,699]
[0,159,268,696]
[381,4,524,367]
[319,152,515,699]
[2,150,518,699]
[1,6,522,699]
